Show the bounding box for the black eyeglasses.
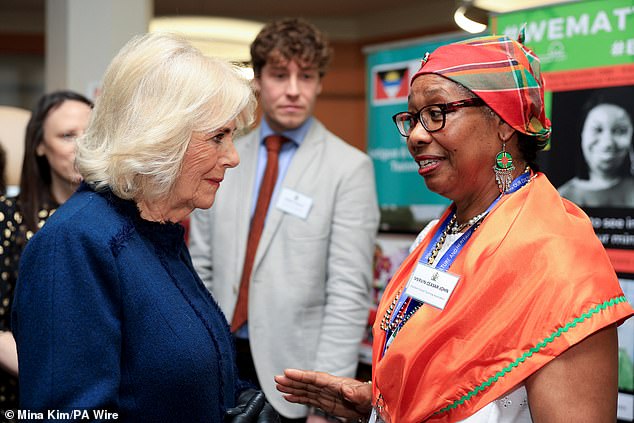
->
[392,98,485,137]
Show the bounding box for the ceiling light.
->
[473,0,579,14]
[149,16,264,64]
[454,1,489,34]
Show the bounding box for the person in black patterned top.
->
[0,91,92,419]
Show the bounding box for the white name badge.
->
[404,263,460,310]
[275,188,313,220]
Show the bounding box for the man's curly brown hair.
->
[251,17,332,78]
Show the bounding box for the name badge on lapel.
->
[404,263,459,310]
[276,188,313,220]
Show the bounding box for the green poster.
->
[493,0,634,91]
[493,0,634,71]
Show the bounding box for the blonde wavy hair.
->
[76,32,256,201]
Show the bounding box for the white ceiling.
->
[152,0,458,41]
[0,0,580,41]
[151,0,579,40]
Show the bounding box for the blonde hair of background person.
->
[11,32,278,423]
[76,33,253,205]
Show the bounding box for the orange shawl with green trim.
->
[371,173,633,423]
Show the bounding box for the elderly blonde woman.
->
[12,33,277,422]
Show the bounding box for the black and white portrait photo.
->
[542,85,634,209]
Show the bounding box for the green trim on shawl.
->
[435,296,629,416]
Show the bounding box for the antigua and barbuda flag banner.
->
[372,64,412,104]
[364,33,473,232]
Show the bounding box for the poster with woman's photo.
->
[494,3,634,420]
[538,85,634,274]
[540,85,634,208]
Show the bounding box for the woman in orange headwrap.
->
[275,32,633,423]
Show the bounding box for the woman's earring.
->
[493,142,515,193]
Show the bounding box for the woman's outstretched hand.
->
[275,369,372,420]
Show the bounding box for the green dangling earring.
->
[493,142,515,193]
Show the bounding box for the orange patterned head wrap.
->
[411,31,551,147]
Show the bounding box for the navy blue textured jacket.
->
[13,184,242,422]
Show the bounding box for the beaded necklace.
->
[379,215,456,333]
[380,291,424,332]
[425,214,456,264]
[449,210,489,234]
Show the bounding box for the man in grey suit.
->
[188,17,380,422]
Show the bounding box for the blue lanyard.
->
[383,171,532,354]
[422,171,531,271]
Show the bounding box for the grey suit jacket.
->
[189,119,380,418]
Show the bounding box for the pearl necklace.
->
[447,165,530,235]
[449,210,489,234]
[380,167,535,339]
